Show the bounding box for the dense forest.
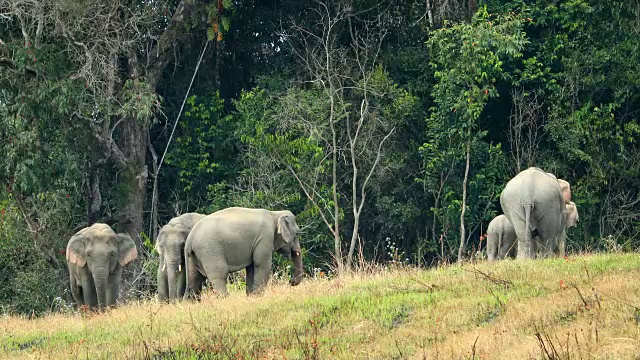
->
[0,0,638,316]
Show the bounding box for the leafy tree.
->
[425,7,528,262]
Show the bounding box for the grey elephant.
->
[545,172,572,203]
[156,212,206,301]
[557,179,572,204]
[554,201,579,256]
[66,223,138,310]
[183,207,304,298]
[500,167,566,259]
[486,215,517,261]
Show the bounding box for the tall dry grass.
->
[1,253,639,359]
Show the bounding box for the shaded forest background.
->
[0,0,638,315]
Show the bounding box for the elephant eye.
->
[110,251,116,257]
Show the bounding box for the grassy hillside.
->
[2,253,640,359]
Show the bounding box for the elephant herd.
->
[64,167,577,311]
[65,207,304,310]
[487,167,579,260]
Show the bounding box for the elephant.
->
[156,212,206,301]
[565,201,579,228]
[545,172,572,204]
[557,179,572,204]
[66,223,138,310]
[183,207,304,298]
[554,201,580,256]
[500,167,566,259]
[486,214,517,261]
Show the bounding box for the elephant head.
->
[66,224,137,308]
[565,201,579,228]
[557,179,572,204]
[273,211,304,286]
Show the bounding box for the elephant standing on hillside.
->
[156,212,206,301]
[500,167,566,259]
[66,223,138,310]
[486,215,517,261]
[183,207,304,298]
[554,201,579,257]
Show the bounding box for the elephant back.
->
[167,212,206,231]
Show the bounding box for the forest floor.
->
[1,253,640,359]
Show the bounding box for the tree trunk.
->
[330,98,343,274]
[86,169,101,226]
[115,118,148,249]
[458,133,471,263]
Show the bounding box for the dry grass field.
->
[1,253,640,359]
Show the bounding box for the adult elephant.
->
[66,223,138,310]
[486,215,517,261]
[156,212,206,301]
[183,207,304,298]
[500,167,566,259]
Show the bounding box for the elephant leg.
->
[69,274,84,307]
[486,234,497,261]
[81,273,98,310]
[184,260,207,301]
[106,267,122,307]
[245,264,255,295]
[250,256,273,295]
[206,271,229,296]
[197,256,229,296]
[557,229,566,257]
[157,254,169,301]
[176,266,186,299]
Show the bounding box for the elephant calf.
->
[183,207,304,298]
[66,223,138,310]
[486,214,517,261]
[156,212,206,301]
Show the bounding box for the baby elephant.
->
[156,212,206,301]
[66,223,138,310]
[486,214,517,261]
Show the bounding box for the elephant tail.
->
[524,203,533,257]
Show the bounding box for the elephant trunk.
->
[165,260,180,299]
[290,249,303,286]
[92,266,109,310]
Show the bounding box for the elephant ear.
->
[155,229,166,255]
[117,233,138,266]
[66,233,87,267]
[277,215,295,244]
[557,179,572,204]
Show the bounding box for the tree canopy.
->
[0,0,638,315]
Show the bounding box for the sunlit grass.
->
[1,253,639,359]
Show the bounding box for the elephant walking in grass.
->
[500,167,566,259]
[183,207,304,298]
[486,215,517,261]
[66,223,138,310]
[156,212,206,301]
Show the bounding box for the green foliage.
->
[229,86,334,270]
[0,189,80,316]
[1,0,639,316]
[419,7,527,260]
[165,93,236,210]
